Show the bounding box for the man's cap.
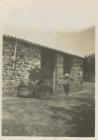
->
[65,73,69,77]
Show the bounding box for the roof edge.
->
[3,34,83,59]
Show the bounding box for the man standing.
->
[63,73,70,95]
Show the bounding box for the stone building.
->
[2,35,83,96]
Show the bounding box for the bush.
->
[83,54,95,82]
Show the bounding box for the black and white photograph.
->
[0,0,97,139]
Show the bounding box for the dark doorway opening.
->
[63,54,72,74]
[41,48,55,79]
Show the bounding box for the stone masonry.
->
[55,53,64,91]
[55,52,83,92]
[2,35,83,96]
[3,35,41,96]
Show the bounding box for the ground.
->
[2,82,95,137]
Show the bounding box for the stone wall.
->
[55,53,64,91]
[2,35,83,96]
[55,53,83,92]
[3,36,41,96]
[69,58,83,91]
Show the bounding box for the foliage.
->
[83,53,95,82]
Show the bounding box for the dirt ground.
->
[2,82,95,137]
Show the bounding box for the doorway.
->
[41,48,55,83]
[63,54,72,74]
